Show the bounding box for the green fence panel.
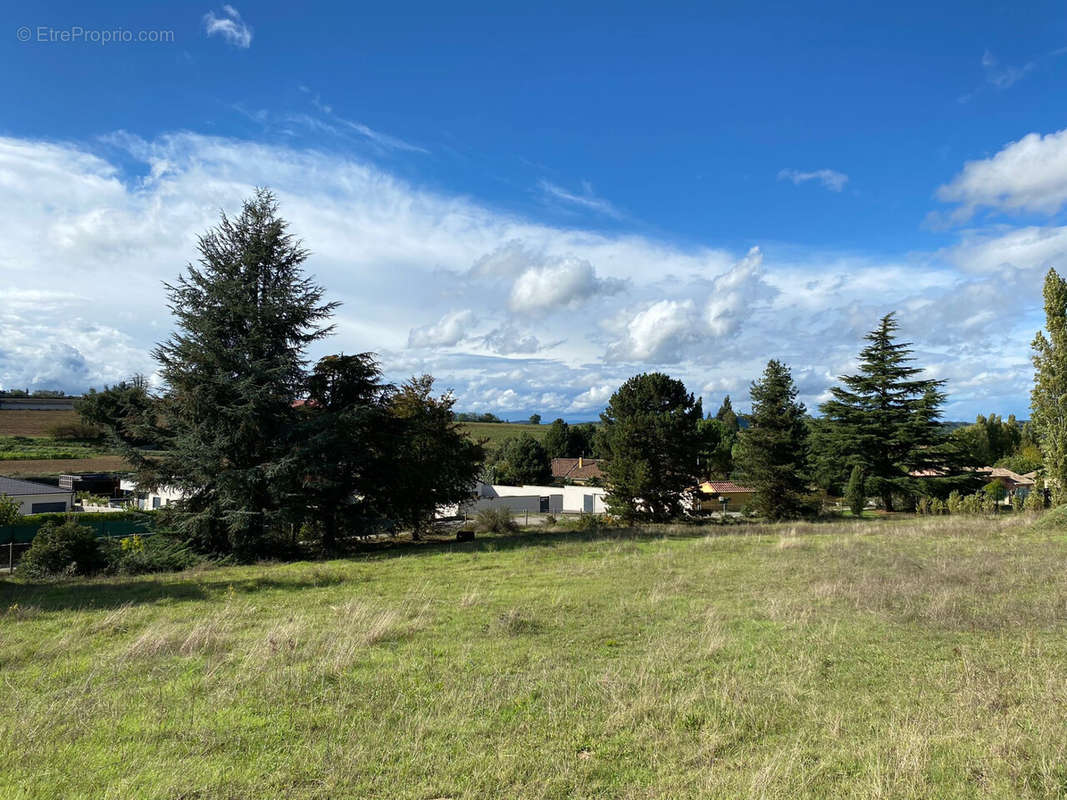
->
[0,517,153,544]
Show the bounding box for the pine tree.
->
[294,353,393,551]
[734,360,809,519]
[819,313,954,511]
[600,373,702,522]
[715,395,740,434]
[1031,268,1067,505]
[150,189,337,555]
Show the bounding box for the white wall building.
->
[119,479,187,510]
[0,476,74,516]
[438,483,607,518]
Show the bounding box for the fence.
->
[0,517,153,545]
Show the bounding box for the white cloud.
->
[705,246,774,336]
[777,168,849,192]
[943,225,1067,274]
[0,129,1051,418]
[936,128,1067,221]
[408,310,476,348]
[569,383,615,411]
[203,6,253,48]
[537,179,621,218]
[607,300,698,363]
[982,50,1035,89]
[509,256,622,313]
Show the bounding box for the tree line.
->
[79,189,1067,557]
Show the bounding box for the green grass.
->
[0,435,109,461]
[2,515,1067,798]
[459,421,551,448]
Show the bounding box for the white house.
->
[0,476,74,515]
[438,482,608,518]
[118,479,187,510]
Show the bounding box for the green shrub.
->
[946,490,962,514]
[47,422,105,441]
[1024,488,1045,514]
[845,466,866,517]
[18,517,107,578]
[474,507,518,534]
[101,533,200,575]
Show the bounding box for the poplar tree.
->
[818,313,953,511]
[734,360,810,519]
[152,189,337,554]
[1031,268,1067,504]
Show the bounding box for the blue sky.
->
[3,1,1067,419]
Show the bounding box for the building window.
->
[30,501,67,514]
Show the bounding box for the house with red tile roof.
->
[693,480,755,512]
[550,457,604,484]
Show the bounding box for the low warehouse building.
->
[0,476,74,515]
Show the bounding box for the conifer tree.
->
[734,360,810,519]
[1031,268,1067,504]
[715,395,740,434]
[151,189,337,554]
[600,373,702,522]
[845,465,866,517]
[819,313,954,511]
[542,418,571,459]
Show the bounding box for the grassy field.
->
[459,421,551,448]
[0,410,79,437]
[0,455,130,478]
[3,515,1067,798]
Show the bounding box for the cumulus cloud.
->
[705,246,775,336]
[777,168,849,192]
[936,128,1067,222]
[509,256,623,313]
[203,5,252,48]
[479,324,543,355]
[0,129,1051,417]
[569,383,615,411]
[407,310,476,348]
[607,300,699,363]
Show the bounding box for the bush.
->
[101,533,200,575]
[47,422,104,442]
[19,517,107,578]
[1024,489,1045,514]
[845,466,866,517]
[946,490,962,515]
[474,507,518,534]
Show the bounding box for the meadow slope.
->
[2,517,1066,798]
